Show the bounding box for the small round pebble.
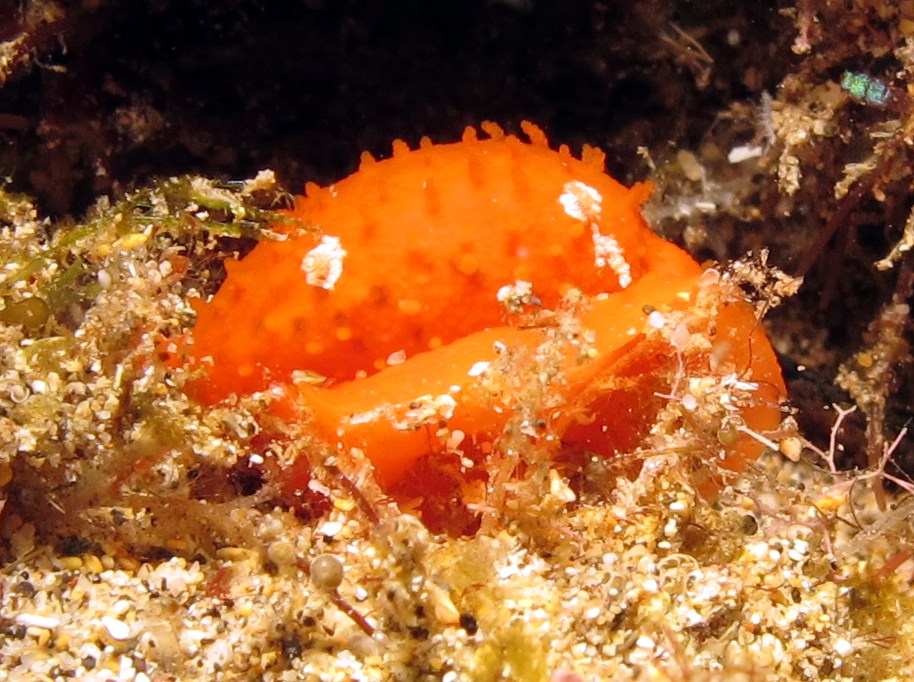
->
[267,540,297,567]
[310,554,344,591]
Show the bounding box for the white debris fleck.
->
[728,144,763,163]
[721,373,761,392]
[15,613,61,629]
[348,410,380,425]
[386,349,407,365]
[636,635,655,649]
[243,168,277,193]
[699,267,721,286]
[468,361,490,377]
[497,280,532,302]
[101,615,131,641]
[307,478,331,496]
[670,323,691,350]
[559,180,602,221]
[677,150,705,182]
[446,429,465,451]
[394,393,460,430]
[497,563,520,579]
[301,235,347,290]
[549,468,577,503]
[434,394,458,419]
[834,638,853,656]
[290,369,327,385]
[647,310,666,329]
[317,520,343,538]
[496,279,535,312]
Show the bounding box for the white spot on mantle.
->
[592,231,632,288]
[468,361,490,377]
[559,181,602,221]
[559,180,632,289]
[301,235,347,290]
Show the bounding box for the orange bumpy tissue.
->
[182,122,785,500]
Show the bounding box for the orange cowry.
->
[183,122,785,496]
